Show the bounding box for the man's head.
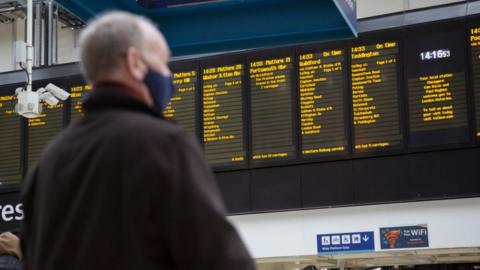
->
[78,11,172,107]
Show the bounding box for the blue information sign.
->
[317,231,374,254]
[380,225,429,250]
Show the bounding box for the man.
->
[0,231,21,270]
[21,11,255,270]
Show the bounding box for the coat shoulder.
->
[107,110,187,142]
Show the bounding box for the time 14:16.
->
[420,49,451,61]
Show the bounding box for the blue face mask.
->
[143,67,177,112]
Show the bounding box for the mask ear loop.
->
[122,48,151,80]
[139,50,172,78]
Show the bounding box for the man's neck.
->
[93,81,152,107]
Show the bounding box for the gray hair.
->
[78,11,154,83]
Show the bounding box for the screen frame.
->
[466,14,480,146]
[0,83,25,189]
[348,28,408,159]
[1,15,480,208]
[169,59,202,142]
[403,18,474,153]
[295,40,353,164]
[199,52,250,171]
[26,78,68,171]
[65,74,90,125]
[246,46,300,168]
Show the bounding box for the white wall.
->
[356,0,466,18]
[0,22,14,72]
[0,1,471,71]
[409,0,465,10]
[0,19,79,73]
[57,25,79,64]
[357,0,405,18]
[230,198,480,258]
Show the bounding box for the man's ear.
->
[125,47,147,81]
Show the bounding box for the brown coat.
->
[21,85,255,270]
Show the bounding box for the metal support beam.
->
[0,0,20,4]
[53,1,57,64]
[44,0,53,65]
[33,0,41,67]
[26,0,32,91]
[12,17,17,70]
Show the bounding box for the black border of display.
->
[1,14,480,213]
[25,78,68,171]
[169,59,201,140]
[467,14,480,146]
[199,52,250,171]
[65,74,87,126]
[0,83,24,188]
[295,40,352,164]
[246,46,300,168]
[348,27,408,159]
[403,18,474,153]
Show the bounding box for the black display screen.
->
[249,54,297,163]
[405,28,469,147]
[201,61,246,166]
[164,69,198,137]
[3,15,480,216]
[298,48,348,157]
[350,40,403,152]
[69,77,92,122]
[470,25,480,139]
[27,80,65,169]
[1,17,480,180]
[0,85,22,185]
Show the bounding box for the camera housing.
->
[45,83,70,101]
[37,88,59,106]
[15,83,69,118]
[15,90,42,118]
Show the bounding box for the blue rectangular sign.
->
[317,231,374,254]
[380,225,429,250]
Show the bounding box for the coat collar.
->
[83,83,164,118]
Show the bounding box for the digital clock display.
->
[406,29,469,147]
[420,49,451,61]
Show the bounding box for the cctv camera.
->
[38,88,59,106]
[45,83,70,101]
[15,90,42,118]
[15,87,24,95]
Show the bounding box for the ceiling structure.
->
[0,0,84,27]
[53,0,357,56]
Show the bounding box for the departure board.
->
[350,41,403,152]
[164,70,197,137]
[405,29,469,147]
[298,49,348,157]
[250,55,296,162]
[27,81,65,169]
[69,79,92,121]
[202,63,246,166]
[0,86,22,184]
[470,26,480,139]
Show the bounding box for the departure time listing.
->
[350,41,403,151]
[164,70,197,137]
[298,49,348,156]
[250,56,296,161]
[202,64,245,165]
[471,26,480,138]
[0,92,21,184]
